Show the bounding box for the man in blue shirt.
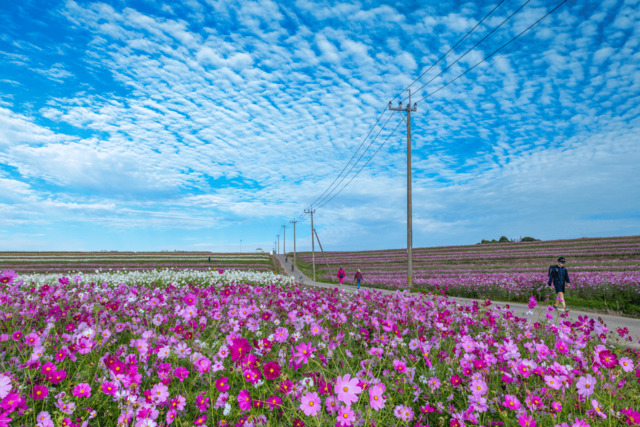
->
[548,257,571,312]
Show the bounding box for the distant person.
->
[291,264,294,272]
[354,269,363,290]
[548,257,571,312]
[208,257,211,262]
[337,267,345,285]
[285,257,288,262]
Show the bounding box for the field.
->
[292,235,640,315]
[0,252,274,274]
[0,268,639,427]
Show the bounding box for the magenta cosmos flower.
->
[72,383,91,398]
[551,401,562,412]
[576,374,596,397]
[335,374,362,406]
[502,395,522,411]
[101,381,117,396]
[31,385,48,400]
[599,350,619,369]
[263,361,281,380]
[229,338,251,362]
[238,390,251,411]
[470,379,487,397]
[518,413,536,427]
[216,377,230,392]
[299,392,321,416]
[266,395,282,409]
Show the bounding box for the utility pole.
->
[281,225,286,255]
[290,219,298,266]
[276,234,280,255]
[304,208,316,281]
[314,228,334,283]
[389,89,417,287]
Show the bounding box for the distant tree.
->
[521,237,539,242]
[491,239,498,243]
[498,236,510,243]
[480,239,491,244]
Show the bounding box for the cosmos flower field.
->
[1,268,639,427]
[298,236,640,314]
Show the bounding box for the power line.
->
[302,1,514,214]
[315,0,571,210]
[313,110,398,208]
[402,0,532,103]
[415,0,570,104]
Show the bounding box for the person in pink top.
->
[337,267,345,285]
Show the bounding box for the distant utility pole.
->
[290,219,298,266]
[389,89,417,287]
[277,234,280,255]
[304,208,316,281]
[281,225,286,254]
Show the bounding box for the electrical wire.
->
[415,0,570,104]
[401,0,532,104]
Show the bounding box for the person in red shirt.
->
[337,267,345,285]
[354,269,364,289]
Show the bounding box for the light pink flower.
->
[299,392,321,416]
[334,374,362,406]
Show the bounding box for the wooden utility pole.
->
[290,219,298,266]
[304,208,316,281]
[314,228,334,283]
[389,89,417,286]
[281,225,286,254]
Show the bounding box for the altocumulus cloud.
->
[0,0,638,251]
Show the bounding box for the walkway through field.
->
[275,254,640,349]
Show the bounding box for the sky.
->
[1,0,639,253]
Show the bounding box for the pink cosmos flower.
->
[194,414,207,425]
[216,377,230,392]
[591,400,607,419]
[293,342,316,365]
[194,357,211,375]
[238,389,251,411]
[11,331,22,342]
[72,383,91,398]
[325,396,338,414]
[0,376,12,399]
[335,374,362,406]
[368,386,385,411]
[300,392,321,416]
[392,359,407,374]
[518,413,536,427]
[621,407,640,425]
[101,381,117,396]
[428,377,441,390]
[31,385,49,400]
[36,410,52,426]
[274,327,289,343]
[576,374,596,397]
[502,395,522,411]
[166,409,177,425]
[528,296,537,309]
[470,379,487,396]
[551,401,562,412]
[24,332,40,347]
[544,375,561,390]
[151,383,169,404]
[397,405,414,422]
[620,357,634,373]
[183,293,198,306]
[337,405,355,424]
[196,393,210,412]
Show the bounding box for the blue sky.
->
[1,0,639,253]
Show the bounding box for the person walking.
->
[354,269,363,290]
[548,257,571,312]
[337,267,345,285]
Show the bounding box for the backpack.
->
[548,265,559,283]
[339,273,344,278]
